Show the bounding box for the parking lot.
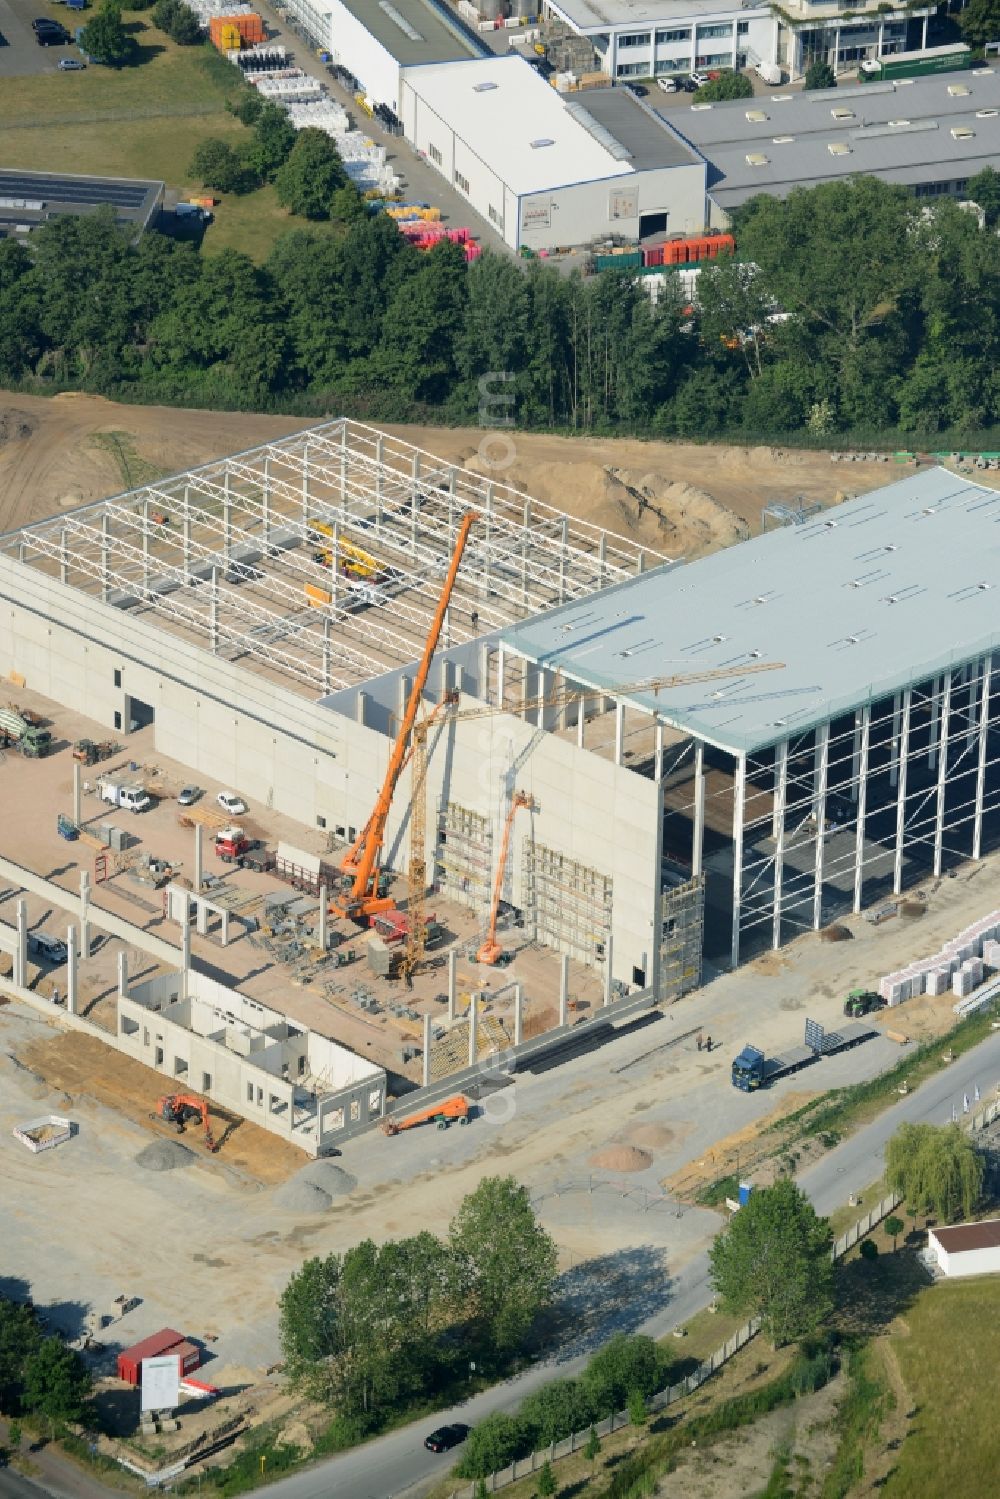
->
[0,0,78,77]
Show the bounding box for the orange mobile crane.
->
[477,791,535,965]
[332,511,477,925]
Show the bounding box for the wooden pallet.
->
[178,805,229,831]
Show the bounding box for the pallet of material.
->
[177,805,229,831]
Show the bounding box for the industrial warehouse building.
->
[2,432,1000,1000]
[0,169,164,242]
[401,55,707,250]
[676,68,1000,216]
[324,0,487,108]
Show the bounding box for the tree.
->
[247,103,297,183]
[80,1,136,65]
[885,1123,984,1223]
[189,138,253,196]
[331,186,369,225]
[884,1215,904,1251]
[0,1301,41,1412]
[152,0,200,42]
[275,129,348,219]
[519,1378,596,1445]
[627,1389,647,1426]
[581,1335,668,1415]
[709,1178,833,1347]
[804,59,836,90]
[694,70,753,102]
[961,0,1000,49]
[22,1338,91,1430]
[967,166,1000,229]
[583,1426,600,1469]
[537,1461,556,1497]
[455,1413,531,1479]
[859,1238,879,1262]
[449,1176,558,1355]
[279,1254,342,1401]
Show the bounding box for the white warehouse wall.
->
[518,161,707,253]
[328,0,402,107]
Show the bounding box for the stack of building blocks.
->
[879,909,1000,1005]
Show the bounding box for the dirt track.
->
[0,390,898,557]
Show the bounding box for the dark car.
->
[424,1423,470,1453]
[627,82,648,96]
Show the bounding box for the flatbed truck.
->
[732,1017,877,1091]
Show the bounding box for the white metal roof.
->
[403,56,636,196]
[501,467,1000,756]
[544,0,765,32]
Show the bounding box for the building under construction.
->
[1,427,994,997]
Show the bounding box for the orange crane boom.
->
[333,512,476,922]
[381,1094,470,1135]
[478,791,535,965]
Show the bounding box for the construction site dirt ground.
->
[4,835,1000,1391]
[0,389,905,556]
[0,680,602,1080]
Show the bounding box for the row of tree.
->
[278,1176,557,1426]
[4,173,1000,437]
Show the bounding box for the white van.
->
[754,60,782,85]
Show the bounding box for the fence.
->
[447,1191,909,1497]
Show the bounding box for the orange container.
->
[210,13,265,46]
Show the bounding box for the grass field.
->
[882,1278,1000,1498]
[0,26,318,259]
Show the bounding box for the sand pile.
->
[273,1179,332,1214]
[135,1139,195,1172]
[589,1144,654,1172]
[300,1160,357,1198]
[623,1122,674,1149]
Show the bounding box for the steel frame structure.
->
[0,419,663,699]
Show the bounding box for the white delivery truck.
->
[99,781,152,813]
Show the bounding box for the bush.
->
[804,59,836,90]
[519,1377,597,1446]
[455,1414,532,1479]
[694,70,753,102]
[151,0,201,42]
[189,138,256,195]
[581,1335,669,1415]
[859,1238,879,1261]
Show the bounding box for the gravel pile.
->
[589,1144,654,1173]
[623,1122,673,1149]
[273,1179,333,1214]
[135,1139,195,1172]
[301,1160,357,1198]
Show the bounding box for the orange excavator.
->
[381,1094,470,1135]
[151,1093,219,1152]
[478,791,535,965]
[332,511,477,925]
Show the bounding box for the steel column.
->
[731,753,746,968]
[692,740,705,879]
[973,654,992,861]
[893,688,911,895]
[813,722,829,931]
[933,672,952,877]
[772,739,788,950]
[853,705,870,914]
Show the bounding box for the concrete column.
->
[468,993,478,1065]
[356,691,369,728]
[210,567,219,656]
[422,1012,432,1088]
[654,722,664,783]
[193,823,204,893]
[79,870,90,961]
[496,642,506,708]
[929,675,941,769]
[731,753,746,969]
[813,722,829,931]
[921,11,928,47]
[117,949,129,1000]
[603,933,613,1006]
[559,953,569,1027]
[889,692,901,788]
[968,664,978,750]
[772,738,788,951]
[181,903,191,976]
[577,697,586,749]
[196,899,209,937]
[448,948,457,1022]
[973,655,992,862]
[514,982,524,1045]
[614,702,625,766]
[933,672,952,878]
[854,706,872,916]
[894,688,911,895]
[319,884,328,950]
[220,910,230,947]
[66,929,77,1016]
[73,760,82,828]
[15,899,27,988]
[850,709,862,800]
[398,674,411,731]
[692,740,705,879]
[535,666,547,728]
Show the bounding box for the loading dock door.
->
[640,211,668,239]
[126,695,155,731]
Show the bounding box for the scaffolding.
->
[522,842,613,970]
[435,803,492,910]
[659,875,705,999]
[0,418,664,700]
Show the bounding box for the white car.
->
[657,76,678,93]
[217,791,248,817]
[689,71,710,88]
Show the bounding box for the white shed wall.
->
[931,1234,1000,1278]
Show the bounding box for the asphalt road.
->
[262,1028,1000,1499]
[0,0,74,76]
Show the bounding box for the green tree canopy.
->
[455,1413,531,1479]
[246,103,298,183]
[961,0,1000,48]
[275,129,349,219]
[189,138,253,195]
[694,70,753,101]
[278,1253,342,1400]
[804,59,836,90]
[967,166,1000,228]
[151,0,200,42]
[80,1,137,65]
[448,1174,558,1354]
[580,1334,668,1414]
[0,1300,42,1413]
[885,1122,984,1222]
[22,1338,91,1428]
[709,1178,833,1347]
